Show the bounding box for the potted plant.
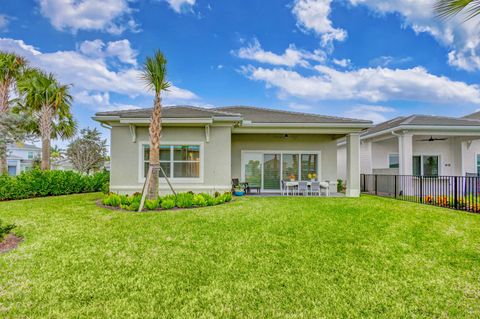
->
[234,186,245,196]
[308,173,317,181]
[289,174,296,182]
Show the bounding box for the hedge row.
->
[0,169,110,201]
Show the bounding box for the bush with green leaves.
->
[145,199,160,210]
[175,192,194,208]
[193,194,207,207]
[0,219,16,241]
[223,192,233,202]
[0,169,109,201]
[161,198,176,210]
[102,194,121,207]
[201,193,216,206]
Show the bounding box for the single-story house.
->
[7,143,41,176]
[338,114,480,180]
[94,106,372,197]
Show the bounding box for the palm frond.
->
[434,0,480,21]
[140,50,171,94]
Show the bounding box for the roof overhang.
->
[92,115,242,126]
[363,125,480,140]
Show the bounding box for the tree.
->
[0,112,34,164]
[435,0,480,21]
[140,50,171,200]
[16,69,77,170]
[66,128,107,174]
[0,52,26,174]
[50,145,64,160]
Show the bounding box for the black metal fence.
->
[360,174,480,213]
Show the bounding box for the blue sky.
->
[2,0,480,145]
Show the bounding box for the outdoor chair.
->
[310,181,321,196]
[232,178,248,193]
[320,181,330,196]
[281,180,287,196]
[298,181,309,196]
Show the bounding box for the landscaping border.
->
[0,234,23,254]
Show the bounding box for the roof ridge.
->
[217,105,371,123]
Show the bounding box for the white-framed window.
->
[142,143,202,181]
[27,151,34,160]
[476,154,480,175]
[388,154,399,169]
[413,155,440,176]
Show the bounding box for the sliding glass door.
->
[243,153,262,188]
[263,154,281,190]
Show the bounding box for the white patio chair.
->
[281,180,287,196]
[310,181,321,196]
[298,181,309,196]
[320,181,330,196]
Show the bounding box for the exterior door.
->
[243,153,263,189]
[263,154,281,190]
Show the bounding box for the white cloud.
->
[0,37,199,111]
[0,14,10,31]
[235,38,326,67]
[369,55,412,67]
[164,0,196,13]
[333,58,350,67]
[292,0,347,46]
[78,39,138,65]
[38,0,139,34]
[347,0,480,71]
[345,104,395,123]
[242,64,480,104]
[75,91,141,112]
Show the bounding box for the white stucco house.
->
[93,106,372,197]
[7,143,41,176]
[338,113,480,181]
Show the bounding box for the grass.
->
[1,194,480,318]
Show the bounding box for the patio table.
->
[284,181,329,196]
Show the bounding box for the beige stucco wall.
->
[231,134,338,187]
[110,125,232,194]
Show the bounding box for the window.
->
[412,155,439,176]
[27,151,34,160]
[477,154,480,174]
[282,154,299,181]
[388,154,399,169]
[301,154,318,180]
[143,144,201,179]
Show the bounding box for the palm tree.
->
[0,52,26,174]
[140,50,171,200]
[435,0,480,21]
[16,69,76,170]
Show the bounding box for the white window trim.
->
[413,153,442,176]
[240,150,322,192]
[138,141,204,184]
[387,153,399,169]
[475,153,480,175]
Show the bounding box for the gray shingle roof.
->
[95,105,371,124]
[463,111,480,120]
[363,114,480,137]
[95,105,240,119]
[216,106,371,124]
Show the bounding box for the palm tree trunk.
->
[40,103,52,171]
[0,82,9,175]
[146,94,162,200]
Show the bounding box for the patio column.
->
[451,137,465,176]
[346,133,360,197]
[398,133,413,175]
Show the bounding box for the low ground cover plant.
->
[0,219,15,241]
[102,191,233,211]
[0,169,109,201]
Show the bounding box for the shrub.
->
[214,196,225,205]
[102,194,121,207]
[176,192,194,208]
[193,194,207,207]
[223,192,233,202]
[0,219,15,241]
[161,199,176,210]
[145,199,160,210]
[201,193,216,206]
[337,179,344,193]
[0,169,110,201]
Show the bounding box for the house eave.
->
[363,125,480,140]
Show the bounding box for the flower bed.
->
[101,191,233,212]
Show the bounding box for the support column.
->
[451,137,465,176]
[346,133,360,197]
[398,133,413,175]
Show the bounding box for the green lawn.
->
[1,194,480,318]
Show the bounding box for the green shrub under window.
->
[0,169,109,201]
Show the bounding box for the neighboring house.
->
[51,158,75,171]
[7,143,41,176]
[93,106,372,197]
[338,114,480,180]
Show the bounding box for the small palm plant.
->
[435,0,480,21]
[16,69,76,170]
[140,50,171,200]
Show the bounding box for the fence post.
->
[363,174,366,192]
[454,176,458,209]
[394,175,397,199]
[375,175,378,195]
[420,176,423,203]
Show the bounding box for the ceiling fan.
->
[416,136,448,142]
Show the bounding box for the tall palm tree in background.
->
[435,0,480,20]
[140,50,170,200]
[16,69,76,170]
[0,52,26,174]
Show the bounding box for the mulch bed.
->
[0,234,22,254]
[96,199,232,212]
